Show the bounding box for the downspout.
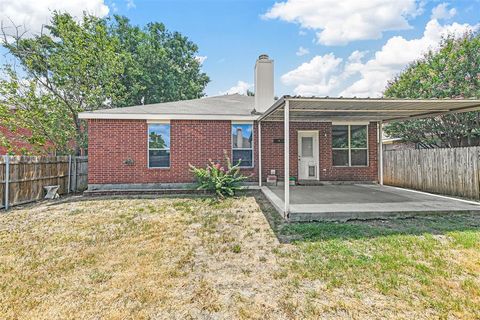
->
[258,121,262,187]
[379,121,384,185]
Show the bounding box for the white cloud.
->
[431,3,456,20]
[281,19,478,97]
[126,0,136,9]
[221,81,253,95]
[195,55,208,64]
[341,19,478,97]
[281,53,343,96]
[0,0,109,37]
[263,0,422,45]
[347,50,368,64]
[296,46,309,56]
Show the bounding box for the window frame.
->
[332,124,369,167]
[147,121,171,169]
[231,121,254,169]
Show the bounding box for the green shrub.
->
[189,154,249,198]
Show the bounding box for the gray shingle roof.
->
[91,94,255,116]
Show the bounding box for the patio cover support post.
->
[284,100,290,217]
[258,121,262,187]
[379,121,384,185]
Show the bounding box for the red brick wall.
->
[88,119,258,184]
[260,121,378,182]
[0,126,43,155]
[87,119,376,185]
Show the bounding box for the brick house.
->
[79,54,480,198]
[0,125,39,155]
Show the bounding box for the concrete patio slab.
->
[261,184,480,222]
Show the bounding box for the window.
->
[232,123,253,167]
[332,125,368,166]
[148,123,170,168]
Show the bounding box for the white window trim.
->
[332,124,369,167]
[231,121,254,169]
[148,122,171,169]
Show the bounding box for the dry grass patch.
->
[1,194,480,319]
[0,196,286,319]
[0,198,198,319]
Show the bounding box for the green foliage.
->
[0,68,76,154]
[1,12,209,155]
[190,154,249,198]
[384,32,480,148]
[110,16,209,106]
[231,244,242,253]
[1,12,126,154]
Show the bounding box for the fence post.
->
[5,156,9,210]
[67,155,72,193]
[73,157,77,192]
[478,148,480,200]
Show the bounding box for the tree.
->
[109,16,209,106]
[0,13,210,155]
[384,32,480,148]
[1,12,127,154]
[0,73,75,154]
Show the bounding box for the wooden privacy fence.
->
[0,156,88,210]
[383,147,480,200]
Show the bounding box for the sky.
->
[0,0,479,98]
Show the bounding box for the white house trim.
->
[79,113,259,121]
[146,120,170,124]
[331,121,370,125]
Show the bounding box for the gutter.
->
[78,113,259,121]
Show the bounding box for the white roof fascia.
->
[331,121,370,125]
[79,113,259,121]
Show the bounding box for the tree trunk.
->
[73,113,82,156]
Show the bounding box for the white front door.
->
[298,131,319,180]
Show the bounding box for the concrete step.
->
[297,180,324,186]
[297,180,377,186]
[84,189,210,197]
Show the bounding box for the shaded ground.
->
[1,193,480,319]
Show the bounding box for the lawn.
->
[0,194,479,319]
